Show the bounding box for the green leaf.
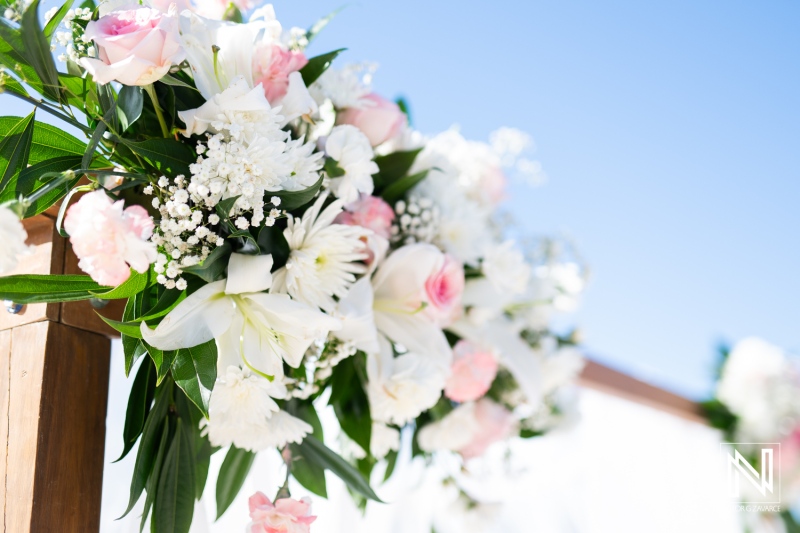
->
[395,97,411,125]
[121,138,195,178]
[90,268,151,299]
[0,75,29,99]
[298,436,382,502]
[215,446,255,520]
[0,112,34,192]
[383,449,398,482]
[154,419,196,533]
[122,296,145,375]
[117,357,157,462]
[0,156,82,216]
[323,157,345,178]
[330,356,371,454]
[305,7,344,45]
[288,403,327,498]
[171,341,217,417]
[380,169,429,204]
[20,0,62,102]
[82,114,109,170]
[135,288,185,324]
[372,148,422,189]
[299,49,346,87]
[140,421,169,533]
[266,174,323,211]
[98,316,144,338]
[117,85,143,132]
[0,23,44,94]
[214,195,240,220]
[256,225,290,269]
[159,73,200,91]
[43,0,73,39]
[0,117,86,163]
[193,435,216,501]
[181,242,231,282]
[121,384,170,518]
[0,274,110,304]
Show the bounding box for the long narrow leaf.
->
[0,112,35,192]
[299,436,382,502]
[215,446,255,519]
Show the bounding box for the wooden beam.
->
[1,215,119,533]
[578,358,704,423]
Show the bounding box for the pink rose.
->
[64,191,157,286]
[248,492,316,533]
[424,253,464,327]
[458,399,515,460]
[334,194,395,239]
[444,341,498,402]
[253,44,309,103]
[79,5,184,86]
[336,93,407,147]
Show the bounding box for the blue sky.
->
[4,0,798,398]
[271,0,800,397]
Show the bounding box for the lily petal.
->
[225,253,274,295]
[141,280,235,350]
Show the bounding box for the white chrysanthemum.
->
[0,206,32,274]
[481,241,531,296]
[417,402,480,453]
[370,422,400,458]
[325,125,379,204]
[310,64,373,109]
[204,366,313,451]
[368,337,448,425]
[273,193,369,313]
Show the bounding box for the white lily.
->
[179,12,277,100]
[141,253,341,377]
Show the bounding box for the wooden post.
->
[0,215,122,532]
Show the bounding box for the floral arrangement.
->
[703,337,800,530]
[0,0,587,530]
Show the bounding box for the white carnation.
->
[204,366,313,452]
[325,125,379,204]
[0,206,31,274]
[481,241,531,296]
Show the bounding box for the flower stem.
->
[144,84,169,137]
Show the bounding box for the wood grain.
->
[0,330,10,533]
[4,321,109,532]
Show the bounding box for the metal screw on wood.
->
[4,300,23,314]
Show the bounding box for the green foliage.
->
[153,418,196,533]
[380,169,429,204]
[289,402,328,497]
[266,174,324,211]
[91,268,152,299]
[171,341,217,417]
[117,85,144,132]
[20,0,62,102]
[329,354,372,454]
[297,435,382,502]
[215,446,256,519]
[372,148,422,190]
[0,273,110,303]
[0,112,34,191]
[117,356,157,462]
[305,7,344,45]
[299,49,346,87]
[181,242,231,282]
[699,399,738,438]
[120,138,195,178]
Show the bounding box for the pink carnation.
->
[334,194,395,239]
[424,253,464,327]
[253,44,309,103]
[248,492,316,533]
[336,93,407,147]
[444,341,498,403]
[64,190,156,286]
[459,398,515,460]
